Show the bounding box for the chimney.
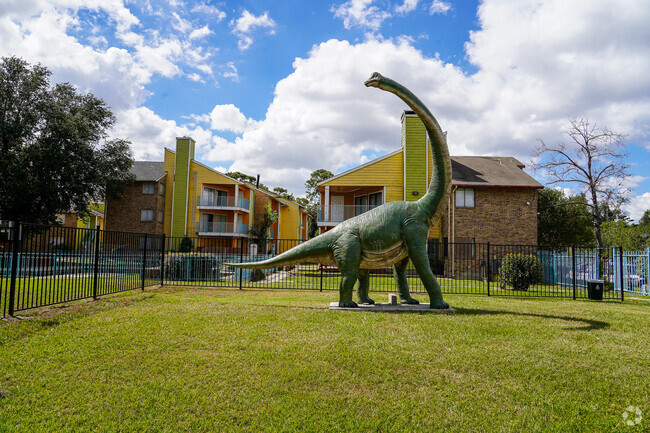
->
[256,174,260,189]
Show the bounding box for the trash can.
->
[587,279,604,301]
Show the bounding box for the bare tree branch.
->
[533,117,630,248]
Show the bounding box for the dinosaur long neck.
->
[376,77,452,224]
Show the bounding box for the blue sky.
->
[1,0,650,220]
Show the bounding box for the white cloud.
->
[171,12,193,33]
[187,72,203,82]
[395,0,419,15]
[202,38,464,194]
[213,165,230,174]
[231,10,276,50]
[190,3,226,21]
[429,0,451,15]
[222,61,239,80]
[112,106,214,160]
[209,104,250,133]
[623,193,650,223]
[198,0,650,196]
[331,0,391,31]
[134,39,184,77]
[189,25,213,40]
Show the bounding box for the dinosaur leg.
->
[333,233,362,308]
[393,257,419,304]
[357,269,375,305]
[405,233,449,309]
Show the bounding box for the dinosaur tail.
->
[365,72,452,224]
[225,235,331,269]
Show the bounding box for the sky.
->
[2,0,650,221]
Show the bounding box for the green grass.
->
[1,287,649,432]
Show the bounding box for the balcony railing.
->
[197,195,250,211]
[198,222,249,236]
[317,204,381,224]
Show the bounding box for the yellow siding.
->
[321,151,404,202]
[163,149,175,237]
[186,161,241,234]
[404,116,428,202]
[279,204,299,239]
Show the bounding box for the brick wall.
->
[441,187,538,246]
[438,187,538,278]
[105,176,166,234]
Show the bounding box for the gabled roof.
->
[242,182,306,209]
[130,161,165,182]
[317,149,543,189]
[451,156,543,189]
[317,149,403,186]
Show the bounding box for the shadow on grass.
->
[452,307,609,331]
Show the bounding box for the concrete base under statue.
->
[329,301,455,313]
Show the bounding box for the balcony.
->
[317,204,380,226]
[197,195,250,212]
[198,222,249,237]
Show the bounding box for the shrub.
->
[250,269,266,282]
[178,237,193,253]
[499,253,543,291]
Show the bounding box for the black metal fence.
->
[159,236,628,302]
[2,221,636,318]
[1,222,162,317]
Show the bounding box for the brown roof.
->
[451,156,543,189]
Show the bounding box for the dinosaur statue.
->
[229,72,452,309]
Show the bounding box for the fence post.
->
[141,233,148,291]
[571,245,576,300]
[619,246,624,302]
[647,247,650,296]
[486,242,490,296]
[320,265,323,292]
[239,238,244,290]
[92,226,100,300]
[8,221,21,317]
[160,234,166,287]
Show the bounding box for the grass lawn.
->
[1,286,649,432]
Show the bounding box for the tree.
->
[601,221,650,251]
[272,187,296,202]
[0,56,134,224]
[533,117,630,248]
[226,171,256,184]
[226,171,267,190]
[537,188,595,248]
[304,169,333,238]
[250,204,278,244]
[639,210,650,227]
[599,198,632,224]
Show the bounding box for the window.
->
[368,192,383,208]
[142,182,155,194]
[202,213,227,232]
[158,210,164,223]
[217,190,228,206]
[455,188,475,208]
[203,187,228,206]
[354,195,367,216]
[141,209,154,221]
[159,182,165,196]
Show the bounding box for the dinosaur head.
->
[364,72,384,88]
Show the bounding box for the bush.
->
[250,269,266,282]
[178,237,193,253]
[499,253,543,291]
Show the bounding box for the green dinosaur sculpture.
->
[229,72,452,309]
